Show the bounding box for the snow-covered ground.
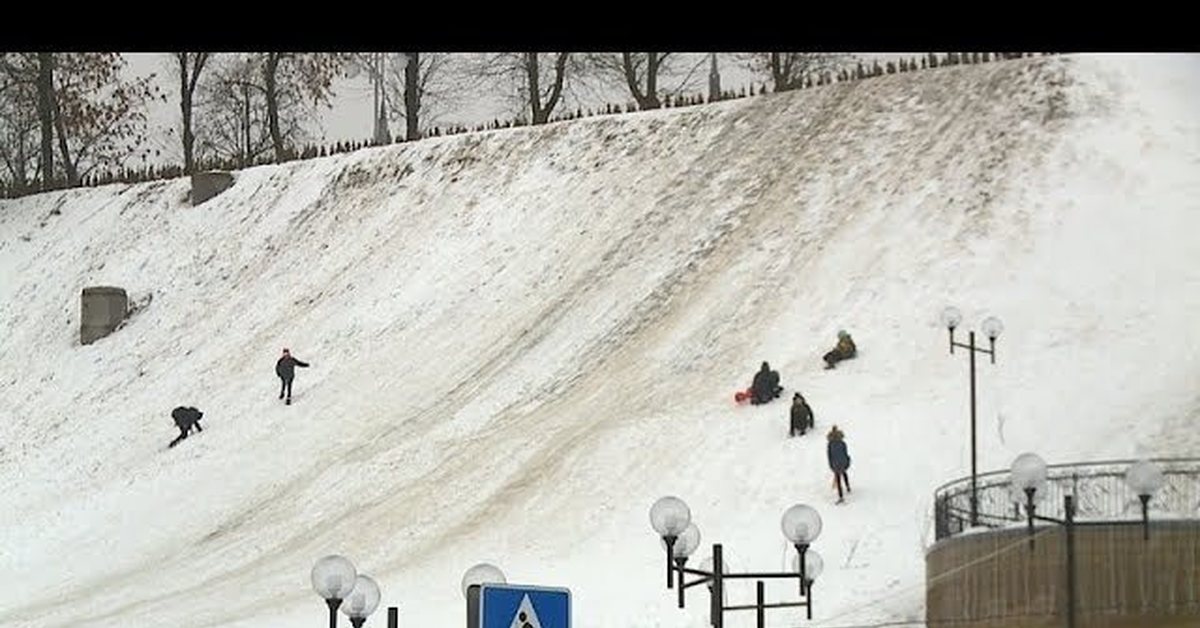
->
[0,53,1197,628]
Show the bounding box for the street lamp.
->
[462,562,507,628]
[662,522,702,608]
[651,497,823,627]
[341,575,382,628]
[1010,453,1165,628]
[650,495,692,588]
[941,305,1003,526]
[312,555,358,628]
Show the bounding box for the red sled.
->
[734,388,754,404]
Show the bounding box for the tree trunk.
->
[531,53,568,125]
[50,86,79,186]
[646,52,660,109]
[240,83,251,168]
[404,52,420,141]
[179,54,193,174]
[622,53,661,110]
[708,53,721,102]
[178,53,208,174]
[264,53,285,161]
[36,52,54,189]
[525,53,542,124]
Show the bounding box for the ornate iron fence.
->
[933,458,1200,540]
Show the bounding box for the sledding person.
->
[750,361,783,405]
[826,425,851,503]
[790,392,815,437]
[169,406,203,448]
[822,330,857,370]
[275,348,310,405]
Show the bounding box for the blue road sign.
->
[479,583,571,628]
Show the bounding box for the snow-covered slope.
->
[0,54,1197,628]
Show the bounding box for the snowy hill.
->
[0,53,1197,628]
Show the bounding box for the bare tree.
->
[257,52,348,161]
[0,54,42,193]
[474,52,576,125]
[195,55,277,169]
[1,53,159,189]
[379,52,463,141]
[171,52,212,174]
[347,52,394,143]
[594,52,708,110]
[742,53,851,92]
[49,53,161,186]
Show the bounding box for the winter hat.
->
[282,348,290,355]
[837,330,848,338]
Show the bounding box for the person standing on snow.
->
[826,425,852,503]
[275,348,310,405]
[790,392,814,437]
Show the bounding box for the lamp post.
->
[1009,453,1165,628]
[941,306,1003,527]
[650,498,823,627]
[312,555,358,628]
[312,556,395,628]
[649,496,693,589]
[461,562,507,628]
[340,575,383,628]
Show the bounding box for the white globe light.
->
[662,522,701,558]
[781,504,823,544]
[1125,459,1165,497]
[1010,452,1049,494]
[941,306,963,330]
[650,496,692,537]
[460,563,506,599]
[340,575,382,619]
[311,555,357,600]
[981,316,1004,340]
[793,548,824,582]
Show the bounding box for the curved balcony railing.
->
[933,457,1200,540]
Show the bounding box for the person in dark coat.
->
[275,348,310,405]
[169,406,203,448]
[823,330,857,370]
[790,393,815,437]
[826,425,851,503]
[750,361,783,405]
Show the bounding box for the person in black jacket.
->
[275,348,310,405]
[750,361,784,405]
[826,425,852,503]
[789,393,814,437]
[169,406,203,448]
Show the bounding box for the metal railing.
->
[933,458,1200,540]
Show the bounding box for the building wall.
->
[926,521,1200,627]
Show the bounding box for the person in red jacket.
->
[275,348,310,405]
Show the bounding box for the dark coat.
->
[827,438,850,472]
[791,398,814,430]
[751,362,781,404]
[276,355,309,380]
[171,406,203,429]
[751,363,772,399]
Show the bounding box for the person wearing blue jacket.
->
[826,425,852,503]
